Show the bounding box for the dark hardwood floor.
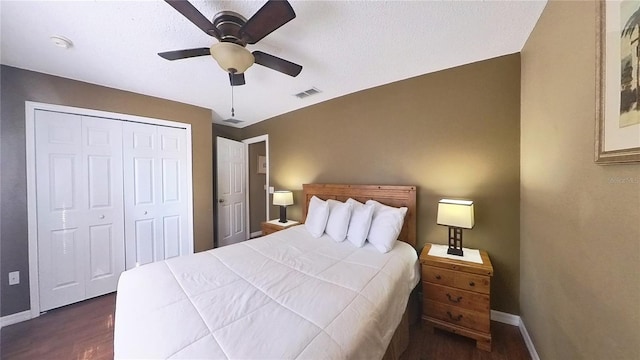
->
[401,321,531,360]
[1,294,114,360]
[1,293,530,360]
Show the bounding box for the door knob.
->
[144,211,148,215]
[218,199,224,203]
[99,215,105,219]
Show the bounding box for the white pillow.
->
[366,200,408,253]
[305,196,330,238]
[345,198,375,247]
[325,199,353,242]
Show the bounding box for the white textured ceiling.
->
[1,0,546,128]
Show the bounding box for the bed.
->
[114,184,418,359]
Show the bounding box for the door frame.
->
[242,135,270,237]
[25,101,194,318]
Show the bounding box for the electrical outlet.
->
[9,271,20,285]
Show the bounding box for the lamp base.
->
[447,226,464,256]
[278,206,287,223]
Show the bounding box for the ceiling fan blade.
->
[158,48,211,61]
[165,0,220,38]
[240,0,296,45]
[253,51,302,77]
[229,73,246,86]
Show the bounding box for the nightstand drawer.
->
[423,282,489,313]
[424,299,490,333]
[422,266,490,294]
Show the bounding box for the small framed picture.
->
[258,155,266,174]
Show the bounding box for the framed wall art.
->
[596,0,640,164]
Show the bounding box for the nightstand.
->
[261,219,299,236]
[419,243,494,351]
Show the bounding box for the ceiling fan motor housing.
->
[213,11,247,46]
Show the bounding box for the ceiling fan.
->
[159,0,303,86]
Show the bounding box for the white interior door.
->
[123,122,189,269]
[83,117,125,298]
[35,111,125,311]
[217,137,247,247]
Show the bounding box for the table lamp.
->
[273,190,294,223]
[437,199,474,256]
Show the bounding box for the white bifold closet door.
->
[123,122,189,269]
[35,111,125,312]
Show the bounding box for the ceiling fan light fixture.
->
[210,42,254,74]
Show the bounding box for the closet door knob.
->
[99,215,105,219]
[144,211,148,215]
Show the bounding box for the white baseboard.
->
[491,310,538,359]
[1,310,32,328]
[249,231,262,239]
[490,310,520,326]
[518,318,540,360]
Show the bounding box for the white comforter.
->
[114,225,419,359]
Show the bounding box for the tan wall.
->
[244,54,522,313]
[213,123,242,141]
[521,1,640,359]
[0,65,214,316]
[248,142,267,233]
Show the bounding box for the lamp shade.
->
[273,191,294,206]
[437,199,474,229]
[210,42,255,74]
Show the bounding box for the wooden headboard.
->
[302,184,417,248]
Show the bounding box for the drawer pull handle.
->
[446,293,462,303]
[435,275,442,280]
[447,311,463,322]
[469,281,475,287]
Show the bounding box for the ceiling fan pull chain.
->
[231,79,235,118]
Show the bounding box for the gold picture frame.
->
[596,0,640,164]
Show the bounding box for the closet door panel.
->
[163,215,181,259]
[134,218,156,265]
[35,111,87,311]
[50,228,83,290]
[88,224,114,278]
[134,158,155,205]
[157,127,188,259]
[123,123,189,268]
[124,122,163,268]
[83,117,125,297]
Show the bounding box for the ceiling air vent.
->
[294,87,321,99]
[223,118,244,124]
